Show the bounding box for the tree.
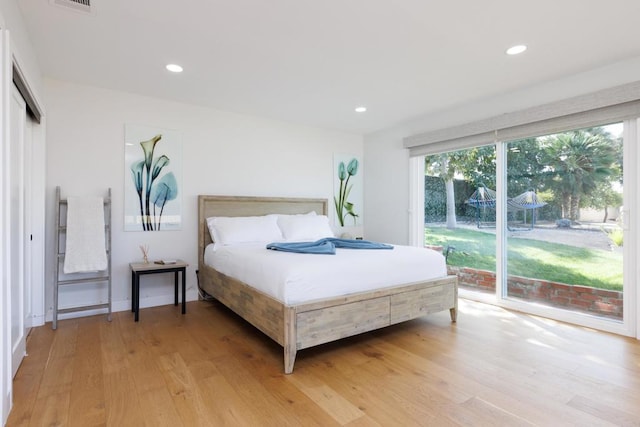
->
[583,181,623,222]
[541,128,617,221]
[425,146,496,229]
[506,138,547,195]
[457,145,496,188]
[583,132,622,222]
[426,153,457,229]
[424,127,620,227]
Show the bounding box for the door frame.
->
[1,29,46,424]
[1,27,12,426]
[494,122,637,338]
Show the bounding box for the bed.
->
[198,195,458,374]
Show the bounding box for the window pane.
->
[505,124,623,321]
[424,146,497,295]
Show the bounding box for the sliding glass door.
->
[424,146,496,294]
[422,120,635,334]
[503,124,625,323]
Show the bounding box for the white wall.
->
[44,78,362,319]
[362,127,410,245]
[363,55,640,244]
[0,0,43,98]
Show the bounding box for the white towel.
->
[63,196,108,274]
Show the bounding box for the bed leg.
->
[284,306,297,374]
[284,347,297,374]
[450,307,457,322]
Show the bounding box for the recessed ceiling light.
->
[506,45,527,55]
[166,64,183,73]
[355,106,367,113]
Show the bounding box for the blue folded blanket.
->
[266,237,393,255]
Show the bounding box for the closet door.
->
[10,83,27,377]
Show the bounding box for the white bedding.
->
[204,243,447,305]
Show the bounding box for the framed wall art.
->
[333,153,363,227]
[124,124,182,231]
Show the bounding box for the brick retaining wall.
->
[447,266,623,320]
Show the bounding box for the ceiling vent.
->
[49,0,94,15]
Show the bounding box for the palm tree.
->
[542,129,617,221]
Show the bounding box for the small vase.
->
[143,255,149,264]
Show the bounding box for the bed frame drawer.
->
[296,297,390,349]
[389,283,456,324]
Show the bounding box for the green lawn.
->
[426,227,623,291]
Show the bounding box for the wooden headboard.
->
[197,195,328,269]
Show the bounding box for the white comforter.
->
[204,243,447,305]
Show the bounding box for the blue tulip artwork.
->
[334,157,360,226]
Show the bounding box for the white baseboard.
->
[2,389,11,427]
[44,289,199,323]
[26,314,46,328]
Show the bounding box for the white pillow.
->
[272,211,316,230]
[278,214,334,241]
[206,215,283,246]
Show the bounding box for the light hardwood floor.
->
[7,299,640,426]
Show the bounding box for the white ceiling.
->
[16,0,640,134]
